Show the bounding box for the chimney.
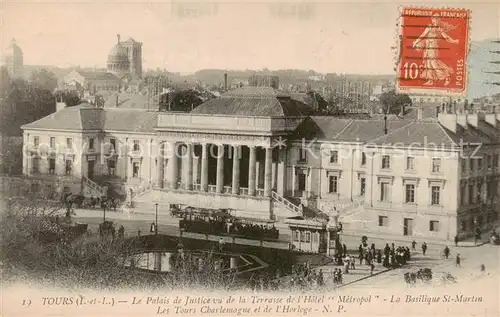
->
[224,73,228,91]
[467,112,483,128]
[485,113,497,127]
[438,113,458,133]
[457,113,468,128]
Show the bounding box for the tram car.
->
[177,207,280,241]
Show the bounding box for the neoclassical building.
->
[19,87,500,242]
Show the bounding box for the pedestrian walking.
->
[350,256,356,270]
[421,242,427,255]
[218,237,225,252]
[456,254,461,267]
[480,264,485,272]
[443,246,450,259]
[370,263,375,274]
[454,235,459,247]
[411,240,417,250]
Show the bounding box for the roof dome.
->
[3,39,23,58]
[107,34,129,65]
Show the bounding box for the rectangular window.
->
[48,158,55,174]
[50,137,55,149]
[429,221,439,232]
[461,158,467,174]
[328,175,338,193]
[133,140,140,151]
[361,152,366,166]
[432,158,441,173]
[298,174,306,191]
[329,151,338,164]
[380,182,390,202]
[477,182,482,203]
[487,155,493,170]
[381,155,391,169]
[88,138,95,150]
[66,138,73,148]
[300,231,306,242]
[405,184,415,203]
[460,186,466,206]
[406,157,415,170]
[470,158,475,171]
[468,184,475,204]
[65,160,72,176]
[32,158,40,174]
[378,216,388,227]
[132,162,140,178]
[299,147,307,162]
[293,230,299,242]
[477,158,483,171]
[33,136,39,147]
[110,138,116,150]
[494,154,499,169]
[360,177,366,196]
[305,232,311,243]
[312,232,318,243]
[431,186,441,205]
[107,159,116,176]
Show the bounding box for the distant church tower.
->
[121,37,143,78]
[2,39,24,78]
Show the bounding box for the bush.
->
[0,203,239,291]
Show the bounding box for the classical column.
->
[216,144,225,193]
[232,145,241,195]
[157,142,165,188]
[264,147,273,197]
[185,143,193,190]
[200,143,208,192]
[248,146,256,196]
[168,142,178,189]
[277,153,286,196]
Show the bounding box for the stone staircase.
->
[82,176,107,198]
[271,191,303,217]
[127,181,154,207]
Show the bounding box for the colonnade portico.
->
[156,140,281,198]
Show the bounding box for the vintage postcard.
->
[0,1,499,317]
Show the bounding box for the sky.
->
[1,0,499,74]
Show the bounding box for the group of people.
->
[228,223,279,240]
[288,262,325,289]
[382,243,411,268]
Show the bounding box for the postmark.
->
[396,7,471,96]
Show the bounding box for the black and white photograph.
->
[0,1,499,316]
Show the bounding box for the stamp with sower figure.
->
[397,7,471,95]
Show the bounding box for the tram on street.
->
[176,206,280,241]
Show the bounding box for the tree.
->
[54,90,81,107]
[306,91,329,113]
[29,69,58,92]
[378,90,412,115]
[159,89,204,112]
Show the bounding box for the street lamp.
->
[155,203,159,235]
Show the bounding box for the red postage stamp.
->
[397,7,470,95]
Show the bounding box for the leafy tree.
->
[306,91,329,113]
[54,90,81,107]
[379,90,412,114]
[159,89,204,112]
[29,69,58,92]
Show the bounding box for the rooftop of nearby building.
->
[69,70,120,81]
[191,86,313,117]
[21,103,158,133]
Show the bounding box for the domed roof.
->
[107,34,129,65]
[3,39,23,58]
